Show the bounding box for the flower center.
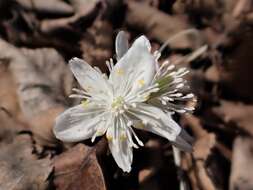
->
[111,96,125,111]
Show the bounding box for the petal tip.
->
[123,166,131,173]
[69,57,82,66]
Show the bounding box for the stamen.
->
[127,121,133,127]
[162,100,167,105]
[106,60,112,72]
[176,83,184,89]
[131,103,137,108]
[69,94,88,99]
[120,133,127,141]
[138,79,145,87]
[129,127,144,146]
[110,58,114,69]
[116,68,124,76]
[166,64,175,71]
[169,93,183,97]
[72,88,86,94]
[183,93,194,99]
[126,129,139,148]
[106,135,113,141]
[142,120,148,125]
[81,100,89,107]
[91,133,97,143]
[153,50,161,60]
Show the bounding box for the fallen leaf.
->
[126,1,203,49]
[40,0,102,34]
[80,19,113,72]
[0,63,22,120]
[182,115,217,190]
[0,134,53,190]
[53,143,106,190]
[212,100,253,136]
[0,39,73,146]
[229,136,253,190]
[0,109,26,144]
[16,0,74,15]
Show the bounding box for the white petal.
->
[108,133,133,172]
[110,35,156,97]
[54,104,106,142]
[69,58,112,98]
[115,31,129,60]
[129,103,181,141]
[105,116,133,172]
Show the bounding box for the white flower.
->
[54,31,195,172]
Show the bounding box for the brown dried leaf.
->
[80,20,113,71]
[0,39,73,146]
[29,106,66,146]
[40,0,101,34]
[0,109,26,144]
[229,136,253,190]
[182,115,217,190]
[215,6,253,101]
[0,64,22,119]
[53,143,106,190]
[20,47,73,97]
[0,134,53,190]
[173,0,223,15]
[204,64,221,82]
[213,100,253,136]
[16,0,74,15]
[126,1,203,49]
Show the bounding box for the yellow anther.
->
[120,133,127,141]
[81,100,89,108]
[116,68,124,76]
[111,96,124,109]
[138,79,145,87]
[106,135,113,141]
[144,94,150,101]
[135,122,145,128]
[96,130,104,136]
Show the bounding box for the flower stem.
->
[172,146,187,190]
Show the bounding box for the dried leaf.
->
[126,1,203,49]
[182,115,217,190]
[40,0,101,34]
[0,134,53,190]
[0,109,26,144]
[212,100,253,136]
[80,19,113,71]
[53,143,106,190]
[0,39,73,146]
[16,0,74,15]
[229,136,253,190]
[0,64,22,119]
[216,9,253,101]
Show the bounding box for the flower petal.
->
[105,116,133,172]
[108,139,133,172]
[54,104,106,142]
[115,31,129,60]
[69,57,112,98]
[110,35,156,97]
[129,103,181,141]
[107,134,133,172]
